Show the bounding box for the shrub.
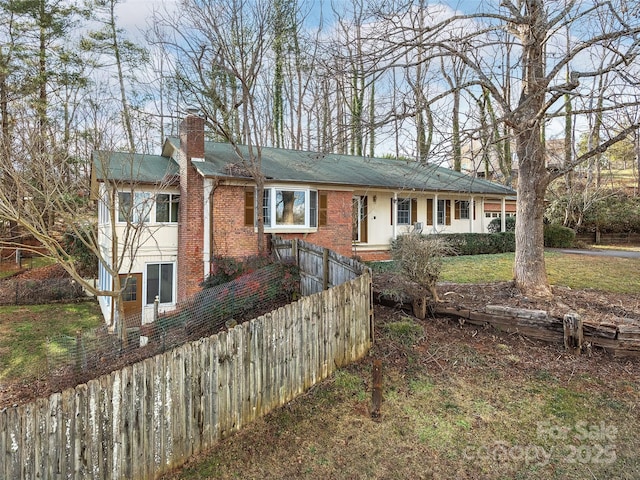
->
[545,192,640,234]
[487,216,516,233]
[543,224,575,248]
[391,234,455,302]
[201,254,273,288]
[157,262,301,336]
[438,232,515,255]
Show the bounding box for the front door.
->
[119,273,143,327]
[352,196,368,243]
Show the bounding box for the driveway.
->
[549,248,640,259]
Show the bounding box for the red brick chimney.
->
[177,112,206,302]
[179,111,205,159]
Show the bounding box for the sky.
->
[107,0,623,153]
[114,0,177,37]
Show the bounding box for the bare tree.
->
[0,112,176,344]
[372,0,640,297]
[152,0,275,253]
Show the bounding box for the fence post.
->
[154,295,159,323]
[322,248,329,290]
[371,359,383,419]
[75,331,83,374]
[563,312,583,355]
[292,238,298,265]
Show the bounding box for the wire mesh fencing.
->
[44,261,300,391]
[0,277,86,305]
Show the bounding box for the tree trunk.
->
[512,0,552,298]
[514,165,550,297]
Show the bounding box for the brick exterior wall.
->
[212,187,354,260]
[176,113,358,295]
[180,115,205,158]
[212,185,261,258]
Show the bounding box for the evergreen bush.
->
[438,232,515,255]
[543,224,575,248]
[487,216,516,233]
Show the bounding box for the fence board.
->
[119,366,132,480]
[0,406,7,478]
[152,354,164,474]
[284,306,293,404]
[249,319,261,420]
[218,330,230,439]
[60,388,74,479]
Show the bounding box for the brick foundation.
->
[353,250,392,262]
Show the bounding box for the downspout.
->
[209,185,214,273]
[206,178,219,275]
[203,177,214,277]
[109,184,117,328]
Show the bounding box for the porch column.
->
[469,196,475,233]
[501,197,506,232]
[392,192,398,239]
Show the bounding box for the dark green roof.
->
[92,151,179,184]
[96,140,515,196]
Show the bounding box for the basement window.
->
[146,262,175,305]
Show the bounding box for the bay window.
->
[262,187,318,229]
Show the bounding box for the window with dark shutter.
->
[244,189,254,226]
[411,198,417,224]
[319,191,328,226]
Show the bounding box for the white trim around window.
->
[116,190,180,225]
[262,186,318,230]
[145,262,176,306]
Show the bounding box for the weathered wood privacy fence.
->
[1,241,373,479]
[272,238,367,294]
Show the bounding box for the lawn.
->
[0,301,103,381]
[161,252,640,480]
[161,305,640,480]
[434,251,640,294]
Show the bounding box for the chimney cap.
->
[185,107,200,116]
